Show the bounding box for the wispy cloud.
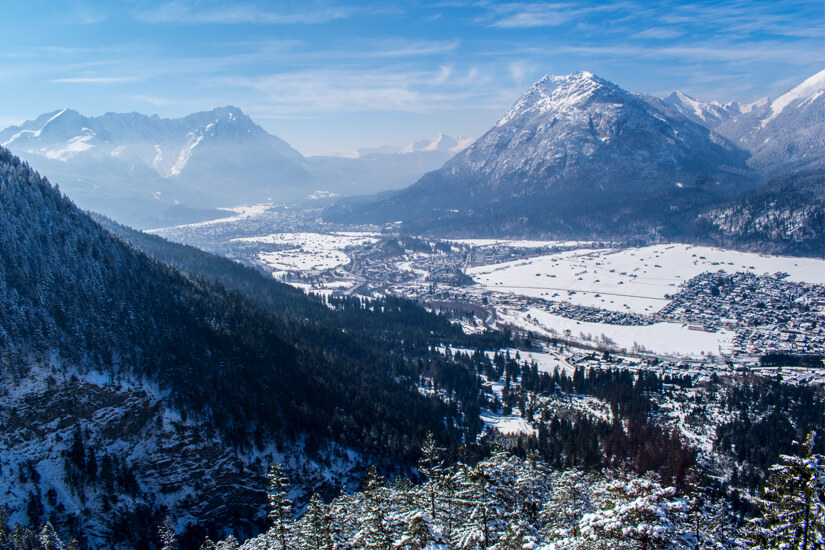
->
[556,39,824,65]
[487,3,578,29]
[131,95,172,106]
[135,1,352,24]
[481,1,635,29]
[370,40,461,58]
[219,64,510,115]
[632,28,684,40]
[50,76,140,84]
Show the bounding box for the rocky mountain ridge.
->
[332,71,753,237]
[330,70,824,254]
[0,109,469,228]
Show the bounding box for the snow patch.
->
[763,68,825,125]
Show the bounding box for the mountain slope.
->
[690,170,825,257]
[332,71,753,237]
[716,69,825,177]
[0,148,480,547]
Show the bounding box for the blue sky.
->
[1,1,822,155]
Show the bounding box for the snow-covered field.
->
[498,307,734,359]
[234,232,378,273]
[480,411,535,436]
[468,244,825,314]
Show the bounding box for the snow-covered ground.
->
[480,411,535,436]
[234,232,379,273]
[498,307,734,359]
[468,244,825,314]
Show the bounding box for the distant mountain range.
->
[3,69,822,252]
[330,70,825,255]
[0,109,467,228]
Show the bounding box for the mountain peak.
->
[498,71,622,127]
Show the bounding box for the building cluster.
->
[657,271,825,356]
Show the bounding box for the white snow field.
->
[468,244,825,314]
[498,307,734,359]
[234,232,379,273]
[479,410,535,436]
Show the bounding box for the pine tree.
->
[396,512,434,550]
[497,519,534,550]
[300,493,334,550]
[579,473,686,550]
[452,460,499,549]
[540,469,592,542]
[215,534,239,550]
[159,516,176,550]
[38,522,63,550]
[267,463,293,550]
[748,431,825,550]
[418,431,445,521]
[355,466,393,550]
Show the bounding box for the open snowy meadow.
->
[467,243,825,315]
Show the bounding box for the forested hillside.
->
[690,170,825,256]
[0,149,503,547]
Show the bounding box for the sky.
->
[0,1,822,156]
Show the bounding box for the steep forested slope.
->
[0,149,489,547]
[690,170,825,256]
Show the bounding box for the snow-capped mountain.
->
[400,132,473,155]
[0,107,311,228]
[0,110,473,226]
[715,69,825,176]
[335,71,752,237]
[660,90,758,128]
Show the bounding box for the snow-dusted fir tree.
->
[215,534,239,550]
[748,431,825,550]
[452,460,499,549]
[299,493,334,550]
[396,511,436,550]
[418,431,446,520]
[540,469,593,543]
[497,519,537,550]
[267,463,293,550]
[579,472,686,550]
[682,466,739,549]
[38,522,63,550]
[355,466,393,550]
[159,516,176,550]
[513,452,550,527]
